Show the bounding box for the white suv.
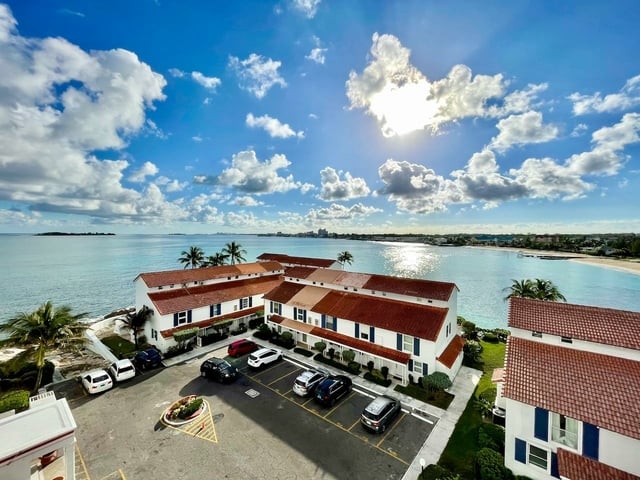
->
[247,347,283,369]
[293,369,329,397]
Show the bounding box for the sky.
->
[0,0,639,235]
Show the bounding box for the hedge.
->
[0,389,30,414]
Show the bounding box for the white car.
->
[108,359,136,382]
[81,369,113,394]
[293,369,329,397]
[247,347,283,369]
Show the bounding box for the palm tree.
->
[202,252,229,267]
[178,246,205,269]
[504,278,566,302]
[337,251,353,269]
[222,241,246,265]
[121,305,152,348]
[0,301,88,393]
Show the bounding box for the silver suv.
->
[360,395,401,433]
[292,368,329,397]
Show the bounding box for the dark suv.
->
[360,395,401,433]
[314,375,352,406]
[200,357,238,383]
[133,348,162,370]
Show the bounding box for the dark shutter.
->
[321,314,326,329]
[355,323,360,338]
[369,326,375,343]
[216,304,221,315]
[303,310,307,323]
[249,297,253,307]
[187,310,192,323]
[413,337,420,355]
[294,307,298,321]
[333,317,337,332]
[534,408,549,441]
[408,359,413,371]
[173,313,178,327]
[583,422,599,460]
[397,333,402,350]
[238,299,242,310]
[270,302,274,313]
[209,305,214,317]
[514,438,526,463]
[551,452,559,478]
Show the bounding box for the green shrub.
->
[314,341,327,354]
[0,389,30,414]
[342,350,355,363]
[102,335,137,358]
[420,464,460,479]
[423,372,452,392]
[475,448,510,480]
[461,320,477,339]
[364,371,391,387]
[478,424,505,455]
[281,331,293,342]
[347,361,361,374]
[483,332,499,343]
[175,397,204,420]
[366,360,374,372]
[293,347,313,357]
[248,317,264,329]
[463,340,483,365]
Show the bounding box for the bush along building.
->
[503,297,640,479]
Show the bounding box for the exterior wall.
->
[599,429,640,476]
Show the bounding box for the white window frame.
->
[177,311,187,325]
[296,309,305,321]
[403,334,413,352]
[272,302,282,315]
[326,316,335,330]
[551,413,579,449]
[360,332,368,340]
[528,444,548,471]
[413,361,423,375]
[240,297,249,309]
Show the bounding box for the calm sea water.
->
[1,234,639,329]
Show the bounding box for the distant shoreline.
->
[35,232,115,236]
[469,245,640,276]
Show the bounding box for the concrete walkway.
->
[162,333,481,480]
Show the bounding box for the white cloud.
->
[145,119,167,139]
[318,167,370,201]
[232,195,263,206]
[569,74,640,115]
[155,176,188,192]
[306,203,382,221]
[246,113,304,139]
[346,33,510,137]
[129,161,159,182]
[192,135,203,142]
[509,158,593,201]
[291,0,321,18]
[490,111,558,152]
[168,68,185,78]
[58,8,85,18]
[570,123,588,137]
[228,53,287,99]
[191,71,221,90]
[306,47,327,64]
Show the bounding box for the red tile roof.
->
[284,266,316,279]
[312,289,448,341]
[437,335,464,368]
[136,261,283,288]
[160,306,263,339]
[269,314,315,333]
[148,276,281,315]
[508,297,640,350]
[557,448,640,480]
[309,327,412,364]
[263,282,307,304]
[503,337,640,440]
[257,253,336,268]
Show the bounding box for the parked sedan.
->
[314,375,352,406]
[81,369,113,395]
[200,357,238,383]
[108,359,136,382]
[247,347,282,369]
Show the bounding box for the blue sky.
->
[0,0,639,234]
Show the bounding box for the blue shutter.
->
[333,317,337,332]
[408,359,413,371]
[534,408,549,441]
[303,310,307,323]
[413,337,420,356]
[209,305,214,317]
[249,297,253,307]
[369,326,375,343]
[355,323,360,338]
[294,307,298,321]
[321,314,326,328]
[187,310,192,323]
[550,452,559,478]
[173,313,178,327]
[216,304,221,316]
[583,422,599,460]
[397,333,402,350]
[514,438,526,463]
[270,301,274,313]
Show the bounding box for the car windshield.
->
[219,361,231,368]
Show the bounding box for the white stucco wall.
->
[599,429,640,475]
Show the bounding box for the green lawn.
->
[436,340,506,479]
[101,335,138,359]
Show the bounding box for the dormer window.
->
[561,336,573,344]
[532,331,543,338]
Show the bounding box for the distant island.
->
[35,232,115,236]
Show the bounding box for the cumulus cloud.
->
[229,54,286,99]
[191,71,221,90]
[129,161,159,182]
[291,0,321,18]
[570,123,588,137]
[155,176,188,192]
[318,167,370,201]
[346,33,515,137]
[569,74,640,115]
[509,158,593,201]
[168,68,185,78]
[246,113,304,139]
[195,150,305,195]
[306,203,381,221]
[306,47,327,64]
[232,195,263,206]
[490,111,558,152]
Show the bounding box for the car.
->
[292,368,330,397]
[133,348,162,370]
[247,347,283,369]
[360,395,401,433]
[314,375,352,406]
[108,359,136,382]
[227,339,259,357]
[200,357,238,383]
[81,369,113,394]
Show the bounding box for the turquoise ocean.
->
[1,234,639,329]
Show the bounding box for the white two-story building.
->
[263,266,463,384]
[503,297,640,479]
[134,261,284,352]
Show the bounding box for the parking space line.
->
[159,400,218,443]
[75,443,91,480]
[376,412,406,448]
[324,391,356,418]
[268,369,299,387]
[347,418,361,431]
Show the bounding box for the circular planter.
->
[163,395,207,426]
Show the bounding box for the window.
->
[413,361,423,374]
[528,445,548,470]
[532,331,543,338]
[302,334,307,343]
[296,308,305,321]
[360,332,368,340]
[326,316,334,330]
[177,311,187,325]
[240,297,249,309]
[211,303,221,317]
[561,336,573,344]
[270,302,282,315]
[403,334,413,352]
[551,413,579,448]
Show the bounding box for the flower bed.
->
[163,395,206,426]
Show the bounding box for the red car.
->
[227,339,258,357]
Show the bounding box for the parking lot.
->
[61,351,438,480]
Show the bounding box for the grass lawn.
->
[394,383,454,410]
[437,340,506,479]
[101,335,137,358]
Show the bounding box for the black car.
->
[133,348,162,370]
[360,395,401,433]
[314,375,352,406]
[200,357,238,383]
